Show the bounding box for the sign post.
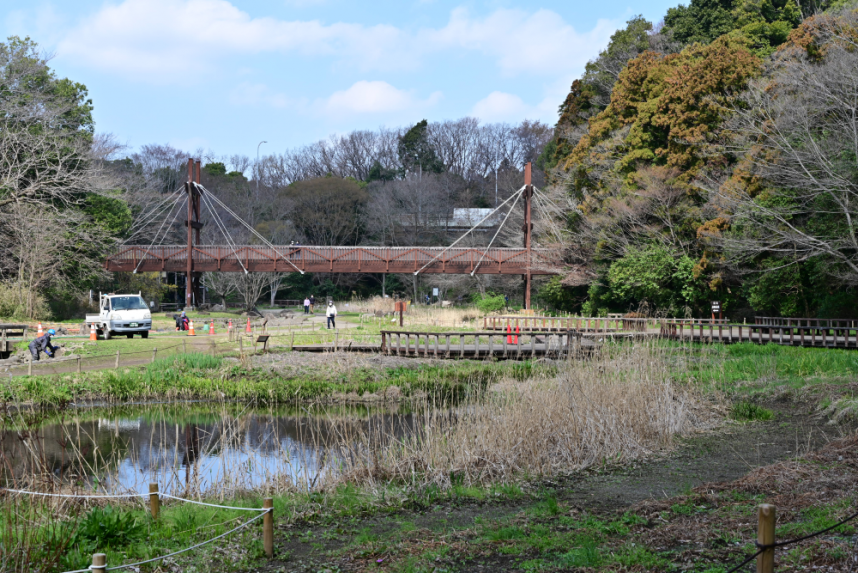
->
[711,301,721,322]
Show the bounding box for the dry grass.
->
[331,342,721,488]
[349,296,483,328]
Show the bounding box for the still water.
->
[0,402,418,495]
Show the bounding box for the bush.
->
[0,281,51,320]
[473,293,506,314]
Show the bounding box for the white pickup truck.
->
[85,293,152,340]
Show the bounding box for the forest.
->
[1,0,857,319]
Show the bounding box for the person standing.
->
[325,300,337,329]
[29,329,58,361]
[303,297,311,314]
[309,294,316,313]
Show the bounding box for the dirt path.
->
[248,400,851,572]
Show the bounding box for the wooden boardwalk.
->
[292,330,596,360]
[661,321,858,348]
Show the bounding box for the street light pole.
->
[495,150,499,207]
[256,140,267,195]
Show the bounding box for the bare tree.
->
[710,10,858,284]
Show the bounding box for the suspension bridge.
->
[105,159,563,309]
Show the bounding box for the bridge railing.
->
[105,245,556,275]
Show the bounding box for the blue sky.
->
[3,0,680,161]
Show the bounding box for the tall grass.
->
[327,342,719,487]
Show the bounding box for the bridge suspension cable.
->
[470,186,525,276]
[123,187,185,245]
[198,186,249,274]
[132,192,186,274]
[413,185,526,276]
[200,184,304,274]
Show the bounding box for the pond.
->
[0,402,419,496]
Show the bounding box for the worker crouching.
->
[29,328,59,361]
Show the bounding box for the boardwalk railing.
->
[661,320,858,348]
[483,316,731,334]
[380,329,582,359]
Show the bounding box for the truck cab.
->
[86,294,152,339]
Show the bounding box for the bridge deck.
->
[105,245,556,275]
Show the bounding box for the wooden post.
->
[290,331,295,350]
[445,334,451,358]
[183,339,187,354]
[149,483,160,520]
[334,330,339,352]
[91,553,107,573]
[757,504,775,573]
[239,335,243,357]
[28,355,32,376]
[263,498,274,558]
[77,356,82,373]
[115,350,120,369]
[152,347,157,363]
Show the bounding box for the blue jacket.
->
[29,334,57,352]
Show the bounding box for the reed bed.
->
[324,341,721,488]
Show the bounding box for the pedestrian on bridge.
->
[303,297,310,314]
[326,301,337,329]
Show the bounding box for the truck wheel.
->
[104,330,112,340]
[141,332,149,339]
[126,333,134,339]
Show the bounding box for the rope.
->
[413,186,526,276]
[761,509,858,549]
[60,510,270,573]
[470,186,524,276]
[721,508,858,572]
[201,186,303,274]
[2,488,144,499]
[724,549,763,573]
[159,493,270,512]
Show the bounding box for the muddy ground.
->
[247,397,855,572]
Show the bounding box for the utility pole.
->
[256,141,267,196]
[495,150,499,207]
[523,162,533,310]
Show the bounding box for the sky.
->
[2,0,680,162]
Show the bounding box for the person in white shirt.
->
[303,297,310,314]
[325,301,337,329]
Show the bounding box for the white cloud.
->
[323,81,441,115]
[427,8,619,77]
[54,0,618,83]
[56,0,409,81]
[471,90,560,123]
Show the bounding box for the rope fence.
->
[1,483,275,571]
[724,504,858,573]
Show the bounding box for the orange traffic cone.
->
[506,324,512,344]
[514,325,519,344]
[228,319,233,331]
[89,323,97,342]
[37,322,43,336]
[188,320,196,336]
[245,318,252,334]
[209,320,215,335]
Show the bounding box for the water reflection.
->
[0,403,418,495]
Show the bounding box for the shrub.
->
[473,292,506,314]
